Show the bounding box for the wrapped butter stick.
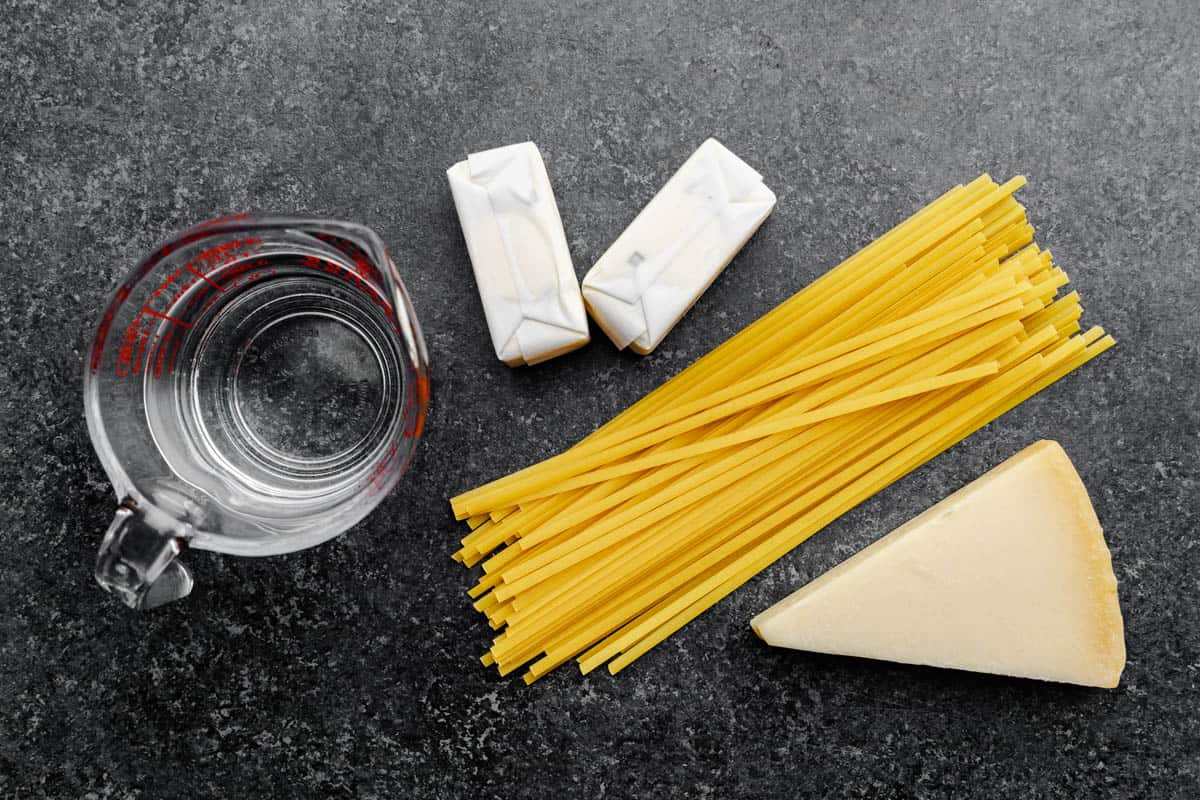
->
[582,138,776,355]
[447,142,589,366]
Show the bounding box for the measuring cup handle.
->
[95,500,194,610]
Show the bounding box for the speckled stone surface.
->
[2,1,1198,797]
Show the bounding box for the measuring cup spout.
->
[95,500,194,610]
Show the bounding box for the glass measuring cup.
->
[85,217,430,609]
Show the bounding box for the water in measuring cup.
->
[140,240,412,518]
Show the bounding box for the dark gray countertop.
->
[2,1,1198,797]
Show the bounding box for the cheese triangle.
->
[751,441,1126,687]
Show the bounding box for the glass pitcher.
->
[84,216,430,609]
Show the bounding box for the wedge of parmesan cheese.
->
[751,441,1126,688]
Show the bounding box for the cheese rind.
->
[582,138,776,355]
[750,441,1126,688]
[447,142,589,366]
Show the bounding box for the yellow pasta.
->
[449,175,1113,683]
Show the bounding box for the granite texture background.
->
[2,0,1198,797]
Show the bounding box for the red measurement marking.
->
[301,254,401,335]
[91,286,130,373]
[172,239,264,299]
[212,254,265,287]
[367,442,399,493]
[117,342,135,377]
[141,226,253,284]
[150,268,182,299]
[167,334,181,375]
[186,265,224,293]
[132,326,150,376]
[199,296,221,315]
[198,213,250,228]
[312,233,383,282]
[153,333,168,379]
[152,328,181,379]
[98,227,259,377]
[353,254,379,281]
[141,307,193,329]
[187,283,214,308]
[166,277,197,310]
